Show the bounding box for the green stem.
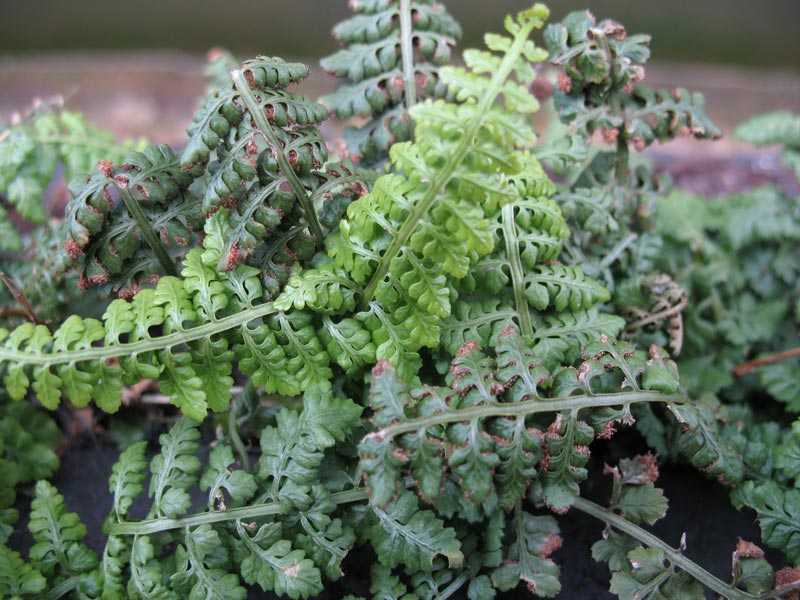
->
[434,572,470,600]
[501,203,532,336]
[599,232,637,269]
[399,0,417,108]
[0,303,276,367]
[369,391,684,441]
[119,189,178,276]
[228,384,252,472]
[46,575,80,600]
[614,130,630,185]
[111,488,369,536]
[572,497,757,600]
[361,18,539,304]
[231,69,325,245]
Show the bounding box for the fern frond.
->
[0,400,60,542]
[0,544,46,598]
[322,0,462,164]
[173,525,247,600]
[366,491,463,571]
[98,391,363,599]
[180,55,367,287]
[732,481,800,566]
[235,521,322,599]
[288,8,553,381]
[359,327,685,514]
[0,248,333,417]
[109,441,148,522]
[63,144,200,293]
[28,480,98,579]
[491,508,561,596]
[148,417,201,518]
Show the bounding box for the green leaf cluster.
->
[0,397,60,543]
[0,104,143,251]
[321,0,462,164]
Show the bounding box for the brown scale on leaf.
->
[597,421,616,440]
[734,539,765,560]
[540,533,563,558]
[371,359,392,378]
[117,283,139,300]
[557,71,571,94]
[97,159,114,178]
[775,568,800,600]
[64,239,82,261]
[89,271,109,286]
[225,242,240,271]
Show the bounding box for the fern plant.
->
[2,328,788,600]
[1,4,800,600]
[0,4,561,416]
[321,0,462,164]
[650,186,800,406]
[540,9,721,360]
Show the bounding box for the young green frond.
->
[290,6,554,381]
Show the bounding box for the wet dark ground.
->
[8,426,783,600]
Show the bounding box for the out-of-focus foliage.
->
[735,110,800,179]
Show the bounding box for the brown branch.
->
[0,271,39,324]
[0,306,35,320]
[733,347,800,377]
[624,297,689,331]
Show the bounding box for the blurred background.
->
[0,0,798,147]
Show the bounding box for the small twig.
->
[625,297,689,332]
[733,347,800,377]
[121,380,159,406]
[0,306,35,320]
[118,189,178,276]
[133,387,245,407]
[0,271,39,323]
